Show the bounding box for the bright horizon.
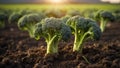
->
[45,0,67,4]
[46,0,120,4]
[0,0,120,4]
[101,0,120,3]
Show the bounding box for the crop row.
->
[0,8,119,63]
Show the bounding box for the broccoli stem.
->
[73,31,91,64]
[46,35,59,54]
[27,24,35,38]
[100,18,108,32]
[73,31,80,52]
[28,30,34,38]
[0,21,5,28]
[73,31,89,53]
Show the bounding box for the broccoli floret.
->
[61,15,71,23]
[18,13,45,38]
[94,10,115,32]
[33,17,71,55]
[67,16,102,53]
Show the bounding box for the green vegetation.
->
[94,10,115,32]
[0,4,120,11]
[67,16,102,53]
[61,15,71,23]
[0,13,7,28]
[9,12,22,23]
[0,3,119,63]
[18,13,45,37]
[33,17,71,55]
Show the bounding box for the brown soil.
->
[0,22,120,68]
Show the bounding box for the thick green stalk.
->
[73,31,89,53]
[73,31,91,64]
[100,18,107,32]
[27,24,36,38]
[73,28,80,52]
[46,35,58,54]
[73,32,80,52]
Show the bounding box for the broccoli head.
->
[94,10,115,32]
[67,16,102,53]
[61,15,71,23]
[18,13,45,37]
[33,17,71,54]
[8,12,22,24]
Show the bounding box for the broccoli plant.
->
[8,12,22,24]
[61,15,71,23]
[81,9,98,19]
[94,10,115,32]
[0,13,7,28]
[45,9,66,18]
[67,10,81,16]
[114,10,120,22]
[67,16,102,53]
[0,9,12,19]
[18,13,45,38]
[33,17,71,55]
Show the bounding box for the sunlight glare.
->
[47,0,67,4]
[52,0,62,3]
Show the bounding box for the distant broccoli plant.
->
[9,9,39,24]
[81,9,98,19]
[9,12,22,23]
[18,13,45,38]
[67,16,102,53]
[94,10,115,32]
[61,15,71,23]
[67,10,81,16]
[45,9,66,18]
[33,17,71,55]
[0,13,7,28]
[0,9,12,19]
[114,10,120,22]
[114,14,120,22]
[19,9,33,15]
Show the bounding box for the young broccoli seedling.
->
[94,10,115,32]
[18,13,45,38]
[33,17,71,55]
[67,16,102,53]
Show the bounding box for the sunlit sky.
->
[0,0,120,3]
[46,0,120,4]
[101,0,120,3]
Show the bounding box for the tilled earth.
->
[0,22,120,68]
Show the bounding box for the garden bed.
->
[0,22,120,68]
